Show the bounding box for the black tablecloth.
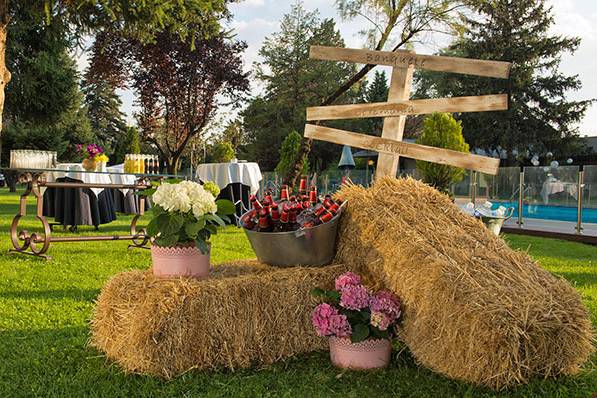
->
[43,177,117,227]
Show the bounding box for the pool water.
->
[492,202,597,224]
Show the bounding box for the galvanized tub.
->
[241,208,343,267]
[480,207,515,236]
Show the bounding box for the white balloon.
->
[550,160,559,168]
[546,152,553,158]
[567,158,573,164]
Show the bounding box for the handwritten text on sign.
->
[365,52,425,69]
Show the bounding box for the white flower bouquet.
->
[146,180,235,253]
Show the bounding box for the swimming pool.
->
[492,202,597,224]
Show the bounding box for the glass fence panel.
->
[581,165,597,224]
[451,169,471,200]
[522,165,580,222]
[474,166,522,216]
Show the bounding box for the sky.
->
[79,0,597,137]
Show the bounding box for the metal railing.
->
[260,165,597,234]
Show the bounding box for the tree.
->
[207,141,235,163]
[82,78,127,157]
[275,131,309,178]
[242,2,363,171]
[2,2,93,163]
[415,0,592,160]
[111,125,140,165]
[286,0,466,185]
[0,0,231,163]
[415,113,468,193]
[365,70,389,136]
[88,31,248,174]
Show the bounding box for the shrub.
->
[415,113,469,194]
[275,131,308,176]
[209,141,235,163]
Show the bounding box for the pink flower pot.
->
[329,337,392,370]
[151,242,210,279]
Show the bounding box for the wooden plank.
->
[304,124,500,175]
[376,65,413,180]
[306,94,508,121]
[310,46,511,79]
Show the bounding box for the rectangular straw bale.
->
[90,260,349,378]
[334,177,594,390]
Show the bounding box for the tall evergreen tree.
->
[2,2,93,163]
[365,70,389,136]
[415,0,592,160]
[82,78,127,158]
[242,1,364,171]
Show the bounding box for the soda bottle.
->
[276,207,290,232]
[309,186,318,207]
[279,185,290,202]
[270,203,281,230]
[298,176,308,197]
[256,208,273,232]
[250,195,263,212]
[287,206,300,231]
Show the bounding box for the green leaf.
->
[216,199,236,215]
[351,324,370,343]
[206,214,226,227]
[310,287,327,299]
[151,205,165,216]
[195,238,210,255]
[205,224,217,235]
[158,213,185,235]
[146,217,160,236]
[155,234,178,247]
[184,218,205,238]
[219,214,231,224]
[370,328,390,340]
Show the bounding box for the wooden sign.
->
[305,46,512,180]
[310,46,512,78]
[304,124,500,175]
[307,94,508,121]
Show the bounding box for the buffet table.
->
[196,162,262,223]
[5,167,175,260]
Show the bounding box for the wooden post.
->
[376,64,414,181]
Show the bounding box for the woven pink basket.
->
[151,242,210,279]
[329,337,392,369]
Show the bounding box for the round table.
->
[196,162,262,223]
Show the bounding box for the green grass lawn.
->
[0,188,595,397]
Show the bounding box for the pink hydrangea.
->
[312,303,352,337]
[339,284,370,310]
[334,271,362,291]
[329,313,351,337]
[312,303,336,336]
[370,311,391,331]
[369,290,401,323]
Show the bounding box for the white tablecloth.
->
[106,164,137,194]
[46,163,137,196]
[48,163,111,196]
[540,179,577,204]
[196,162,262,194]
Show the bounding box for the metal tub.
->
[242,210,342,267]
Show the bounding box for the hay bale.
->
[90,259,349,378]
[334,177,594,389]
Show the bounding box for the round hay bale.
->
[90,260,349,378]
[334,177,594,390]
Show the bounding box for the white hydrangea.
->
[152,181,217,217]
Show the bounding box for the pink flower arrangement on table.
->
[311,272,402,342]
[76,143,104,159]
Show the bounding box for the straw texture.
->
[334,177,594,390]
[90,260,349,378]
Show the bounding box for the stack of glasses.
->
[10,150,57,169]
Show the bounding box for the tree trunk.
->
[0,1,10,166]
